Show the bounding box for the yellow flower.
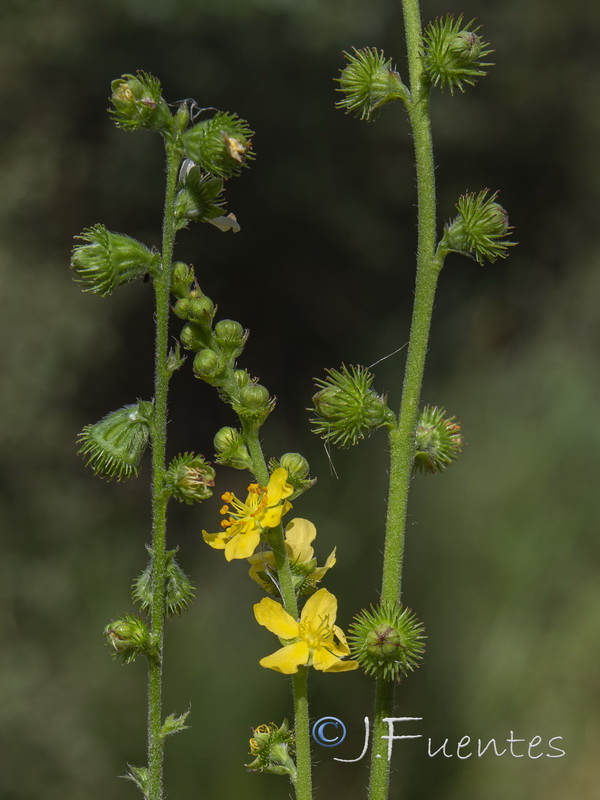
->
[202,468,293,560]
[254,588,358,674]
[248,518,336,595]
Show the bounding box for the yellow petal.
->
[254,597,299,639]
[301,588,338,626]
[247,551,276,590]
[259,641,310,674]
[285,518,316,562]
[312,547,337,581]
[311,645,351,672]
[266,468,294,504]
[261,504,286,529]
[202,530,227,550]
[224,529,260,560]
[321,657,359,673]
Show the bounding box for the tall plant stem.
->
[368,1,442,799]
[244,428,313,800]
[147,137,181,800]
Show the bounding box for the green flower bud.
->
[336,47,408,121]
[71,224,158,296]
[132,548,195,617]
[164,452,215,504]
[348,601,426,682]
[174,102,190,134]
[173,298,190,320]
[77,401,153,481]
[213,426,252,470]
[193,348,225,384]
[187,295,215,327]
[268,453,315,497]
[247,720,296,780]
[171,262,196,299]
[110,71,173,132]
[182,112,254,178]
[232,383,274,425]
[421,15,493,94]
[213,319,247,357]
[104,614,156,663]
[441,190,515,264]
[179,322,208,351]
[414,405,463,474]
[233,369,252,389]
[174,161,226,226]
[311,365,395,448]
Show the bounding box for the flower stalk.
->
[147,135,182,800]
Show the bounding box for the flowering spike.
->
[336,47,409,120]
[110,72,173,132]
[182,112,254,178]
[103,614,157,664]
[132,548,195,617]
[247,720,296,779]
[414,405,463,474]
[421,15,493,94]
[348,601,426,681]
[77,401,153,481]
[440,190,515,264]
[71,225,158,296]
[164,453,215,504]
[311,365,395,448]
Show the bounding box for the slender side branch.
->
[147,138,181,800]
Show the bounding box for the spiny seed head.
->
[441,190,515,264]
[414,405,463,474]
[77,401,153,481]
[182,112,254,178]
[348,601,426,681]
[165,452,215,504]
[109,71,173,131]
[132,548,195,617]
[311,365,394,448]
[103,614,156,664]
[336,47,406,120]
[421,15,493,94]
[71,225,158,296]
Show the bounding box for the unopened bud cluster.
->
[348,601,426,682]
[311,365,394,448]
[173,263,274,426]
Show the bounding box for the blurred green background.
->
[1,0,599,798]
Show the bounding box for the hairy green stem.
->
[244,427,313,800]
[368,1,442,799]
[147,137,181,800]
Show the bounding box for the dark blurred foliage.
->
[1,0,599,798]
